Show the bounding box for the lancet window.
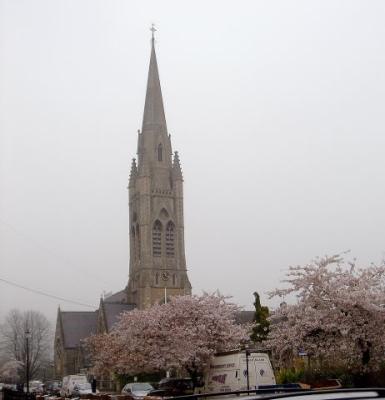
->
[152,220,162,257]
[158,143,163,161]
[135,223,140,260]
[131,226,136,260]
[165,221,175,257]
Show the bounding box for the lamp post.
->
[25,329,31,395]
[245,344,250,392]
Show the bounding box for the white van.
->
[61,374,88,397]
[203,350,276,393]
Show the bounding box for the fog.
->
[1,0,385,323]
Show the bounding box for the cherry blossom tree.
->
[87,293,249,385]
[266,254,385,373]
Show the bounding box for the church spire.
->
[126,29,192,309]
[142,25,167,134]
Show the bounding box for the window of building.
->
[152,220,162,257]
[155,272,159,285]
[131,226,136,259]
[136,223,140,260]
[158,143,163,161]
[172,274,176,286]
[165,221,175,257]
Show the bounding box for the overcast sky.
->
[1,0,385,324]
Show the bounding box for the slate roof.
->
[103,303,135,331]
[61,311,98,348]
[104,289,127,303]
[235,310,255,325]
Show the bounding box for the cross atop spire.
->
[150,23,157,41]
[142,26,167,134]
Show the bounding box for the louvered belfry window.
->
[152,220,162,257]
[165,221,175,257]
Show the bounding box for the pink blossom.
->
[266,255,385,372]
[86,293,249,378]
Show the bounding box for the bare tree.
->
[0,360,22,382]
[0,309,52,381]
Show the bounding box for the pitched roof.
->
[60,311,97,348]
[235,310,255,325]
[103,303,135,331]
[104,289,127,303]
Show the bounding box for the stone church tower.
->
[126,33,192,308]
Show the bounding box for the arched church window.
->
[165,221,175,257]
[158,143,163,162]
[152,220,162,257]
[135,224,140,260]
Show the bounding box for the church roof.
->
[142,34,167,133]
[104,289,127,303]
[60,311,97,349]
[235,310,255,325]
[103,302,135,331]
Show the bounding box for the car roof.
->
[173,389,385,400]
[126,382,153,387]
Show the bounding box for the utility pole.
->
[245,345,250,391]
[25,329,31,395]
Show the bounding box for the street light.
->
[245,344,250,392]
[25,329,31,395]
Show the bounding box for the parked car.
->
[157,378,194,397]
[223,388,385,400]
[3,384,17,391]
[72,382,97,396]
[61,374,88,397]
[24,380,44,394]
[45,380,62,396]
[121,382,154,399]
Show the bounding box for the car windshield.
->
[131,383,153,392]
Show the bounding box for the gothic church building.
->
[54,34,191,378]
